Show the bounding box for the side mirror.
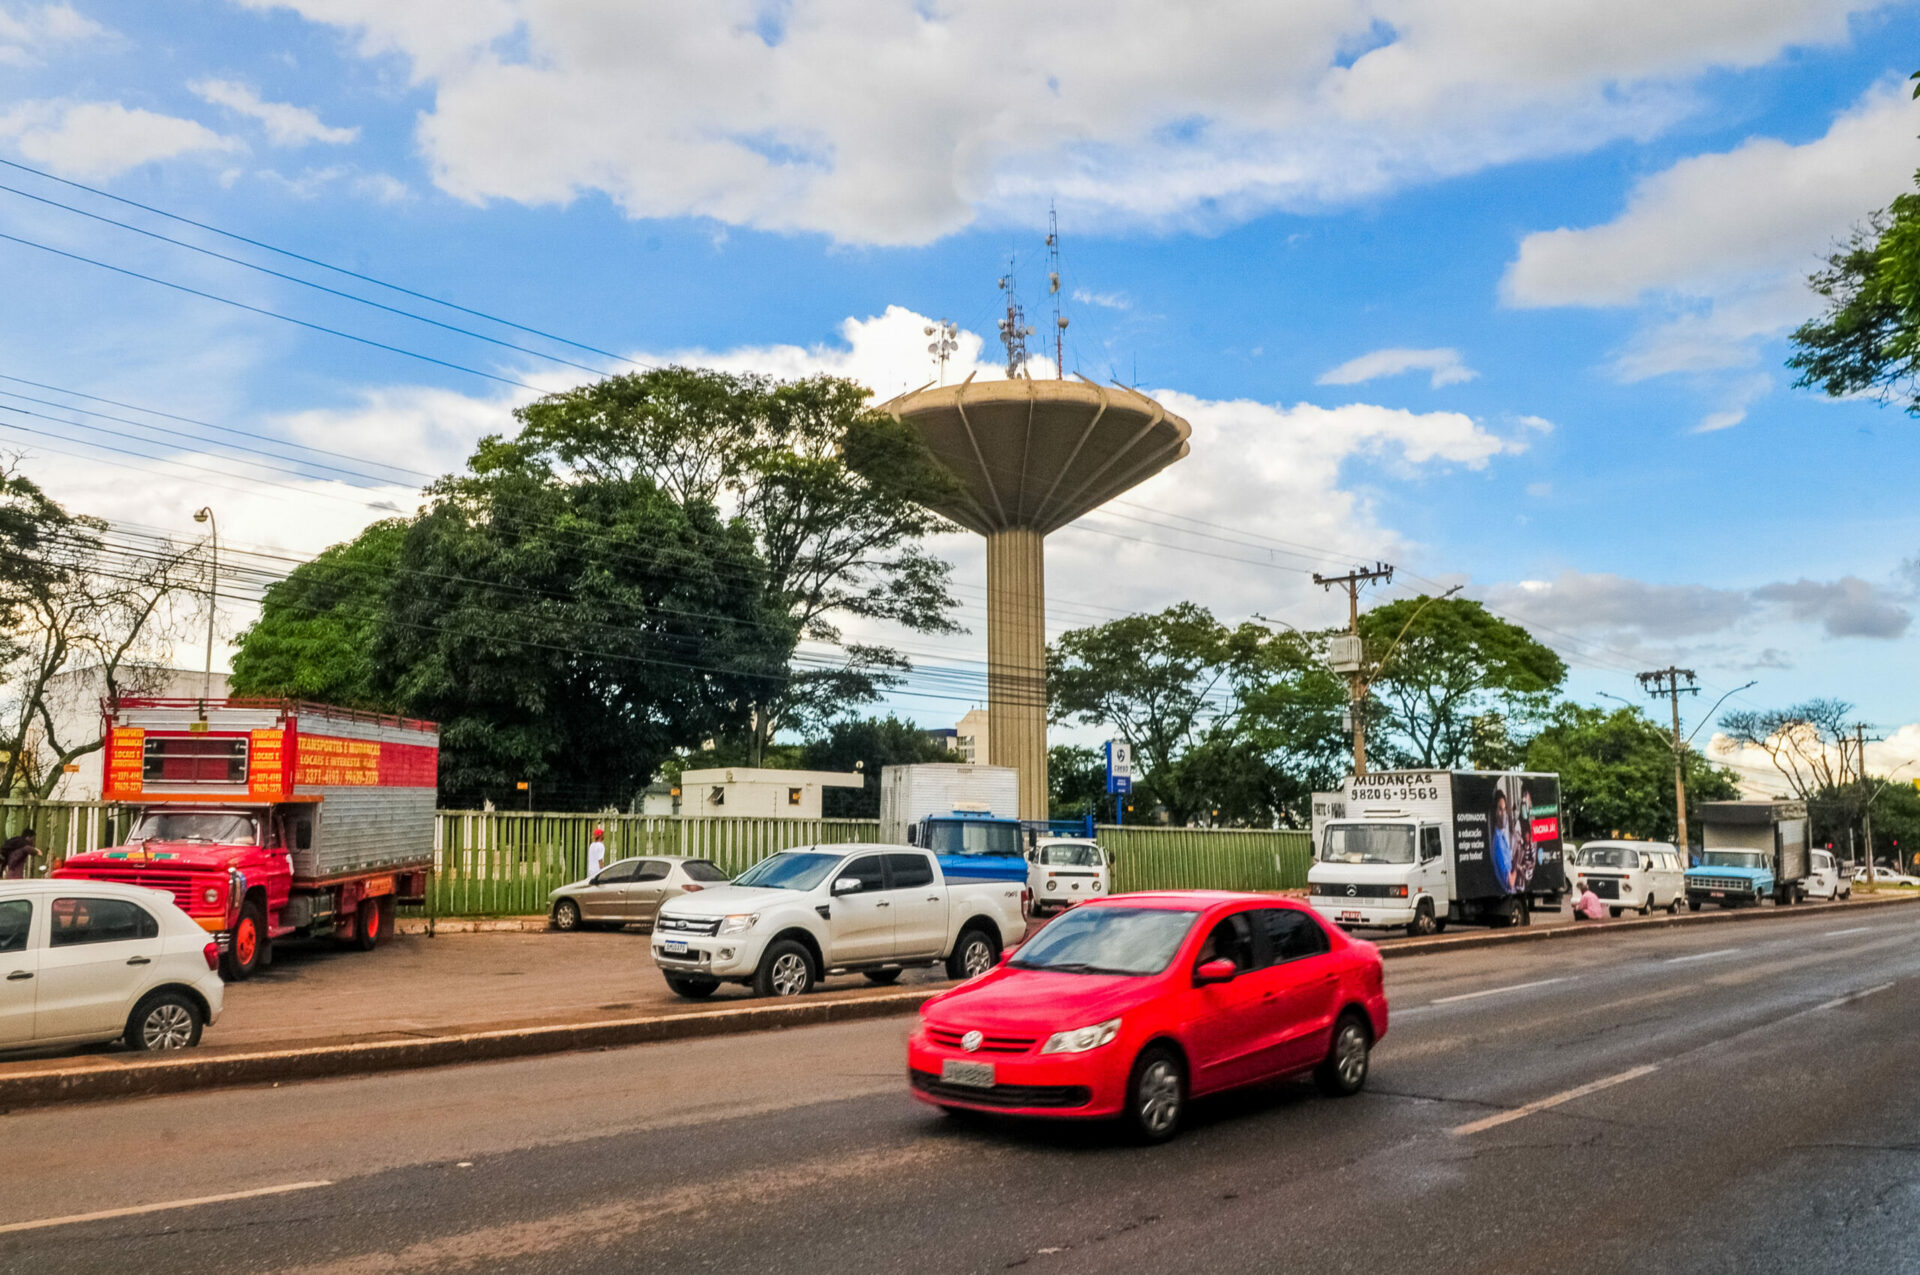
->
[832,876,862,896]
[1194,957,1237,986]
[1026,849,1038,863]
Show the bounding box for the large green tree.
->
[228,520,407,710]
[505,368,964,757]
[1524,703,1739,843]
[1359,596,1567,768]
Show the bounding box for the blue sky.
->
[4,1,1920,787]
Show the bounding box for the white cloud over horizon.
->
[0,99,241,179]
[0,2,105,66]
[189,78,359,147]
[1318,347,1478,389]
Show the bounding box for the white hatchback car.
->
[1,879,225,1054]
[1572,841,1687,916]
[1026,838,1111,915]
[1805,850,1852,900]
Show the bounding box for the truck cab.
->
[1308,818,1450,937]
[1685,849,1773,909]
[908,810,1028,883]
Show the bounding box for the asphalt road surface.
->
[3,907,1916,1274]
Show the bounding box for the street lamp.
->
[193,506,217,706]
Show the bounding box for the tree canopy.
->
[1524,703,1739,843]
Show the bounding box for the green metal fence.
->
[1101,825,1312,893]
[0,800,1311,913]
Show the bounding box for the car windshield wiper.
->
[1011,960,1136,976]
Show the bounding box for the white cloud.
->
[1502,81,1920,385]
[1071,289,1132,312]
[0,100,240,179]
[189,79,359,147]
[1318,347,1477,388]
[1753,576,1912,638]
[229,0,1891,244]
[0,2,105,64]
[1486,570,1753,641]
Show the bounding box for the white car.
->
[1572,841,1687,916]
[1,879,225,1054]
[650,845,1028,999]
[1026,837,1111,914]
[1851,866,1920,886]
[1805,850,1852,900]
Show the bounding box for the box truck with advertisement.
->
[878,763,1026,883]
[54,698,437,980]
[1307,769,1566,936]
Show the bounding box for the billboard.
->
[1450,772,1564,900]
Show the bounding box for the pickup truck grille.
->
[1310,883,1403,899]
[1689,875,1755,893]
[926,1026,1038,1054]
[654,915,721,937]
[57,866,201,912]
[910,1071,1091,1109]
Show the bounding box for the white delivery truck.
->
[1307,769,1566,936]
[878,763,1026,883]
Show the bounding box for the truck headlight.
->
[1041,1017,1121,1054]
[718,913,759,935]
[202,887,220,905]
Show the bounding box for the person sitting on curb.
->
[1573,883,1608,921]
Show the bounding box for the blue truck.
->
[878,763,1092,884]
[1685,799,1812,909]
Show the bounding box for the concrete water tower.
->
[882,374,1191,819]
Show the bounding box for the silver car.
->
[548,856,730,932]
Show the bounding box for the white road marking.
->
[1664,948,1741,964]
[1429,977,1571,1006]
[1822,926,1872,937]
[1813,981,1896,1012]
[0,1180,333,1235]
[1452,1064,1660,1137]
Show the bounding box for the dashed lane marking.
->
[1813,981,1896,1012]
[1664,947,1741,964]
[1428,977,1571,1006]
[1822,926,1873,937]
[1452,1064,1660,1136]
[0,1180,334,1235]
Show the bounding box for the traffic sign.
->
[1105,740,1132,795]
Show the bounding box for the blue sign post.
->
[1105,740,1133,827]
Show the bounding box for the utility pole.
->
[1853,721,1878,887]
[1314,563,1393,776]
[192,506,218,713]
[1638,667,1698,852]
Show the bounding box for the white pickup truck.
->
[649,845,1029,999]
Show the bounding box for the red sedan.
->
[908,891,1387,1141]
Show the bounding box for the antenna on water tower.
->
[924,318,958,384]
[1047,204,1068,379]
[997,256,1034,379]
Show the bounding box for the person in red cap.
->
[587,826,607,879]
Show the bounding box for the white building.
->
[954,708,990,764]
[679,767,865,819]
[34,667,230,801]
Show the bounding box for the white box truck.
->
[878,763,1024,883]
[1307,769,1566,936]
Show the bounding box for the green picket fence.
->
[1101,825,1312,893]
[0,800,1310,913]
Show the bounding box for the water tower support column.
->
[986,527,1049,821]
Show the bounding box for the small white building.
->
[35,667,230,802]
[679,767,865,819]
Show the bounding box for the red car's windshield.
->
[1009,906,1201,976]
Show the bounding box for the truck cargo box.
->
[878,763,1019,846]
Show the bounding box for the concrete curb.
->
[1375,891,1920,960]
[0,987,942,1111]
[397,916,550,935]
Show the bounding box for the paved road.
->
[3,906,1916,1274]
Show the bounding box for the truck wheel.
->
[1608,907,1622,919]
[863,969,903,985]
[754,940,815,998]
[946,928,999,980]
[1315,1011,1372,1098]
[1124,1044,1186,1143]
[1688,898,1702,912]
[553,899,582,932]
[221,900,267,981]
[125,990,203,1052]
[664,975,719,999]
[353,898,384,951]
[1406,901,1438,938]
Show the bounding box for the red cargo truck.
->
[55,698,438,981]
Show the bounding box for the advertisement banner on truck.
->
[1450,773,1565,900]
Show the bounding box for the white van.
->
[1805,849,1851,900]
[1026,838,1110,915]
[1572,841,1686,916]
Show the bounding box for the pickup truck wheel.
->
[1315,1011,1372,1098]
[946,928,999,980]
[220,901,267,981]
[863,969,903,985]
[125,990,202,1052]
[553,899,582,932]
[664,975,719,999]
[1125,1045,1186,1143]
[754,940,815,998]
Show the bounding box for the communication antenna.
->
[996,256,1035,379]
[923,318,958,384]
[1046,204,1068,379]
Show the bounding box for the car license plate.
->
[662,939,689,954]
[1340,911,1363,922]
[941,1059,994,1088]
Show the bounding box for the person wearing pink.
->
[1573,886,1607,920]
